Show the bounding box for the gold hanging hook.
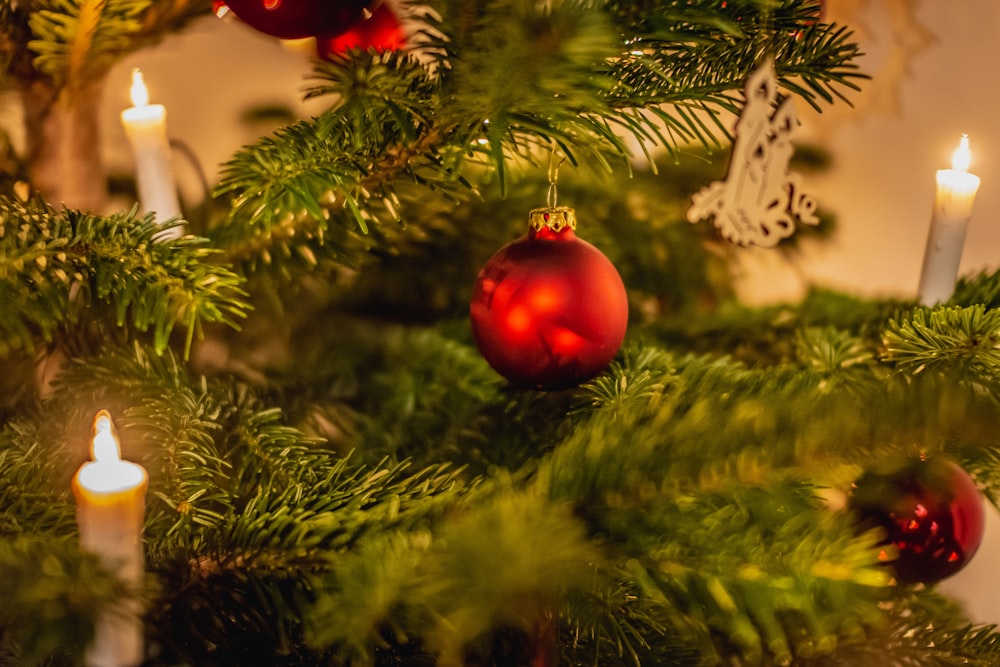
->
[529,144,575,232]
[546,146,566,209]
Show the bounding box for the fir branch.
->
[0,416,77,538]
[212,51,472,273]
[49,343,341,540]
[417,487,600,667]
[213,0,865,275]
[792,326,886,397]
[777,21,867,110]
[27,0,153,89]
[0,197,248,356]
[605,482,889,666]
[573,346,677,416]
[352,329,504,467]
[560,580,702,667]
[0,536,121,666]
[600,0,864,154]
[951,267,1000,310]
[133,386,236,536]
[881,305,1000,400]
[798,593,1000,666]
[151,458,469,665]
[304,529,434,662]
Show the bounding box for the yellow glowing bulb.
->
[951,134,972,173]
[130,68,150,108]
[91,410,121,463]
[77,410,144,493]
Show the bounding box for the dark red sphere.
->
[849,457,985,584]
[317,1,404,58]
[470,216,628,390]
[222,0,373,40]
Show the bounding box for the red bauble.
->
[317,2,404,58]
[849,457,985,584]
[221,0,373,40]
[470,207,628,391]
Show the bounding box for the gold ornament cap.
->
[529,206,577,232]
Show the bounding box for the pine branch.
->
[150,458,469,665]
[27,0,153,89]
[798,593,1000,666]
[601,1,865,154]
[37,342,477,664]
[580,479,888,666]
[0,413,78,538]
[881,305,1000,401]
[560,580,703,667]
[0,536,122,666]
[211,0,865,277]
[212,51,470,274]
[0,197,248,356]
[951,267,1000,310]
[46,343,340,539]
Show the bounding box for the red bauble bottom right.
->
[850,457,985,585]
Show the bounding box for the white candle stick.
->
[918,134,981,306]
[120,69,183,239]
[72,411,148,667]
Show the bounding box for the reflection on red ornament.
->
[850,457,985,584]
[470,207,628,391]
[317,2,405,58]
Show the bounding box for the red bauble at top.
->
[317,1,405,58]
[849,457,985,585]
[221,0,374,40]
[470,207,628,391]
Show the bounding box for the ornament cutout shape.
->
[687,61,818,247]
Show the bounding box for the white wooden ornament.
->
[687,61,818,247]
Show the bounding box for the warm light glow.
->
[129,68,150,108]
[951,134,971,173]
[549,326,584,353]
[77,411,145,493]
[506,306,532,334]
[91,410,121,463]
[529,286,560,311]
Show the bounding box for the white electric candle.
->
[72,411,148,667]
[120,69,183,239]
[918,134,982,306]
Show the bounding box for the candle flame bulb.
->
[121,68,183,236]
[92,410,119,462]
[77,412,145,494]
[952,134,971,173]
[129,69,149,108]
[72,411,148,667]
[917,133,982,306]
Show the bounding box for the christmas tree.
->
[3,1,1000,665]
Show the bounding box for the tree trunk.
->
[21,77,109,212]
[530,615,557,667]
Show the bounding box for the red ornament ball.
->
[221,0,373,40]
[470,207,628,391]
[849,457,985,584]
[317,2,404,58]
